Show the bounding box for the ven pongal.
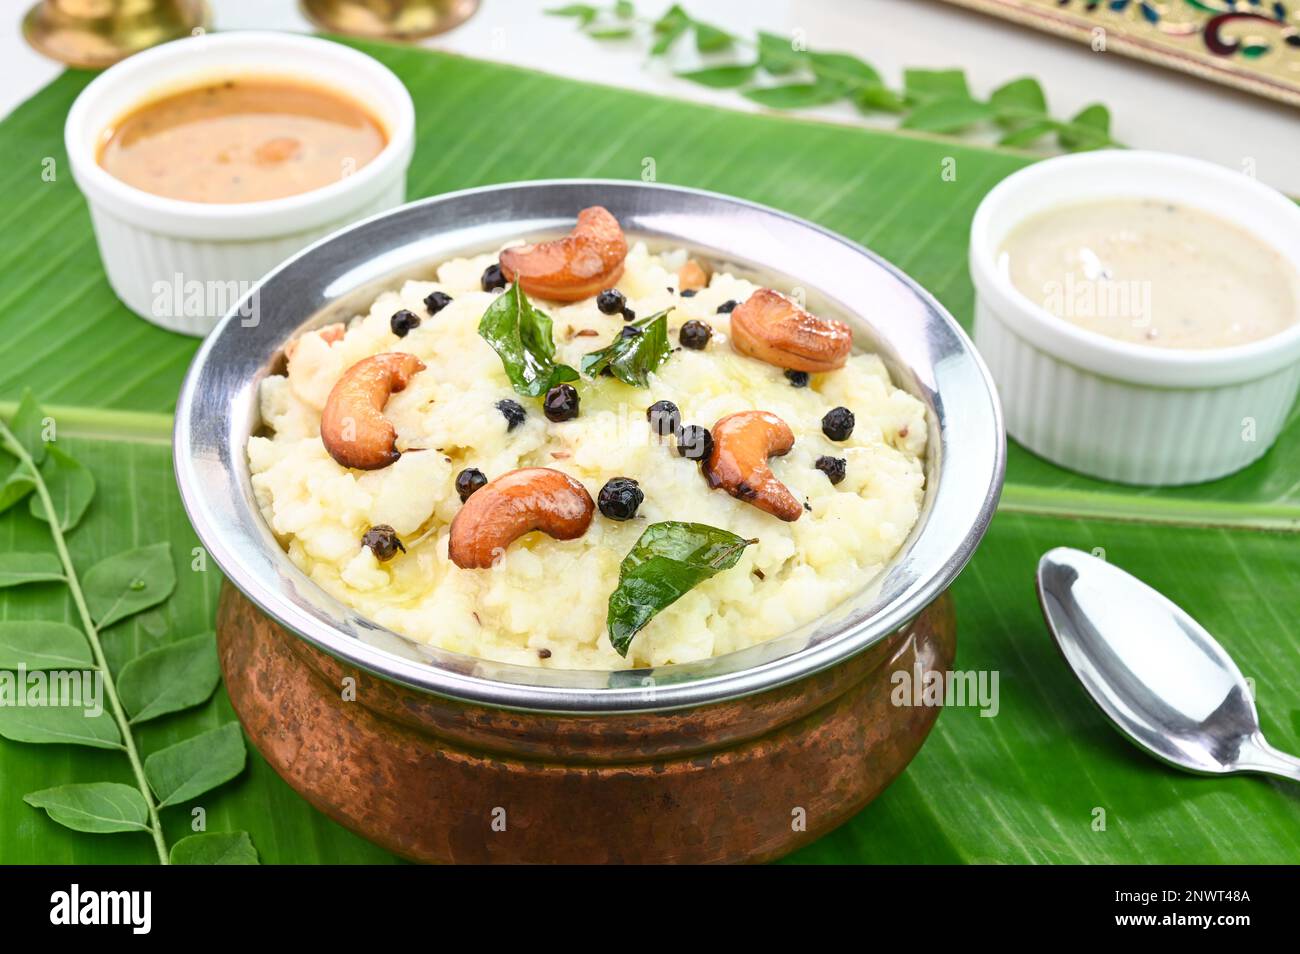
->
[248,208,927,669]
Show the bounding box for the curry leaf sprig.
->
[480,282,675,394]
[548,3,1120,152]
[606,521,755,656]
[0,390,256,865]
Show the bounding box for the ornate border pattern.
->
[938,0,1300,106]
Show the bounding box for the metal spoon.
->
[1036,546,1300,784]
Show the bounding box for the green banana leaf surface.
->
[1,39,1296,864]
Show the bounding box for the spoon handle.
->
[1237,734,1300,784]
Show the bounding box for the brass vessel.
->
[23,0,210,70]
[300,0,480,40]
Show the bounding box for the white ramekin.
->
[970,150,1300,485]
[66,31,415,337]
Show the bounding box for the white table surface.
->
[4,0,1297,192]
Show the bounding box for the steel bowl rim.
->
[175,178,1005,714]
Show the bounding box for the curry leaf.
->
[478,281,579,398]
[580,309,672,387]
[651,25,687,55]
[902,96,996,133]
[83,542,176,629]
[170,830,259,865]
[544,4,598,26]
[744,79,845,109]
[29,445,94,531]
[809,51,881,86]
[651,4,691,54]
[675,63,757,88]
[990,76,1049,129]
[1000,121,1058,148]
[1058,103,1112,150]
[7,389,49,466]
[117,632,220,724]
[0,466,36,514]
[903,68,970,102]
[606,521,754,655]
[144,722,247,808]
[855,84,907,114]
[0,705,122,749]
[24,783,150,833]
[0,621,92,670]
[0,552,63,588]
[757,31,804,75]
[692,18,733,53]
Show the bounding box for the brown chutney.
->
[97,77,387,203]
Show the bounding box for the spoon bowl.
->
[1036,547,1300,784]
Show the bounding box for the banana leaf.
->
[1,40,1296,864]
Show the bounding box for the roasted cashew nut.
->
[677,258,711,292]
[499,206,629,302]
[320,352,425,470]
[704,410,802,522]
[728,288,853,373]
[448,467,595,569]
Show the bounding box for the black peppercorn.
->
[676,424,714,461]
[597,477,644,521]
[390,309,421,337]
[423,290,453,315]
[496,398,526,431]
[680,288,697,298]
[543,383,580,422]
[815,455,847,485]
[481,263,507,292]
[679,320,712,350]
[455,467,488,502]
[822,406,855,441]
[716,299,738,314]
[621,306,636,322]
[596,289,626,315]
[361,525,404,561]
[784,369,809,388]
[646,400,680,438]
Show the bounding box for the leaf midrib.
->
[998,484,1300,533]
[16,402,1296,534]
[0,402,173,446]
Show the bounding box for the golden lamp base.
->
[300,0,480,41]
[23,0,211,70]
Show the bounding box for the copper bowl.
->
[175,181,1005,863]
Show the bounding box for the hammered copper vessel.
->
[176,182,1004,865]
[219,585,956,864]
